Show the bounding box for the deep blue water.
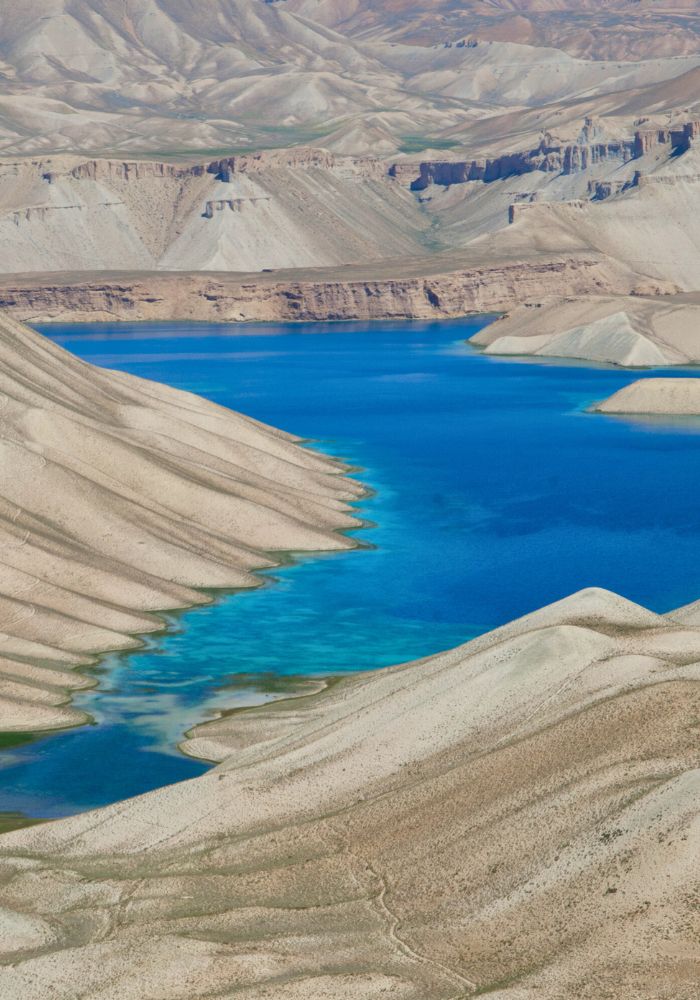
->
[2,317,700,822]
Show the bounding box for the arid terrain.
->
[0,311,363,734]
[2,3,700,364]
[1,581,700,998]
[1,4,700,999]
[4,1,700,158]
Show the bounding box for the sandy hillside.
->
[471,294,700,367]
[0,311,362,733]
[596,376,700,414]
[0,586,699,998]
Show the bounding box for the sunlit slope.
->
[1,587,699,997]
[0,311,361,732]
[1,0,700,155]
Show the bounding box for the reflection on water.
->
[2,317,700,824]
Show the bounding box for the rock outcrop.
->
[393,117,700,195]
[0,252,630,325]
[400,137,637,191]
[633,119,700,157]
[0,151,426,274]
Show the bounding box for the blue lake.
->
[2,316,700,822]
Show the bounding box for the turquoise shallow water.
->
[2,317,700,821]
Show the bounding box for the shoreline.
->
[2,319,700,995]
[2,586,699,997]
[0,412,374,833]
[0,311,366,741]
[0,488,371,716]
[6,311,698,831]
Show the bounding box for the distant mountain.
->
[1,0,700,156]
[285,0,700,61]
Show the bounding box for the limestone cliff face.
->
[43,160,209,183]
[210,148,386,180]
[633,119,700,157]
[39,148,386,187]
[392,117,700,192]
[0,254,629,324]
[395,139,637,191]
[0,150,423,274]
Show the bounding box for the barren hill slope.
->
[0,310,362,733]
[0,151,431,272]
[0,586,699,998]
[287,0,700,60]
[1,0,700,156]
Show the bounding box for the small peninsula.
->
[596,377,700,415]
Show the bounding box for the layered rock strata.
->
[394,118,700,192]
[402,139,637,190]
[0,252,629,325]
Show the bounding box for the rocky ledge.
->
[0,251,628,325]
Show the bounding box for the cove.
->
[2,316,700,824]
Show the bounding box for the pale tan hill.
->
[0,0,470,156]
[2,0,700,278]
[0,151,431,272]
[472,294,700,367]
[372,40,700,109]
[0,311,361,733]
[596,377,700,415]
[1,586,699,998]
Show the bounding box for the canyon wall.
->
[399,140,637,190]
[392,118,700,191]
[0,253,629,324]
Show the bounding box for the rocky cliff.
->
[400,138,637,191]
[0,252,630,324]
[392,117,700,192]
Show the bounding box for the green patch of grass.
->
[0,731,37,750]
[398,135,462,155]
[0,812,46,836]
[212,671,325,697]
[134,123,337,162]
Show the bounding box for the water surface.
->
[2,317,700,820]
